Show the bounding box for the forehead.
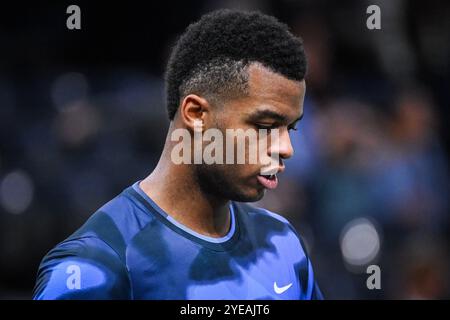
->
[243,63,305,117]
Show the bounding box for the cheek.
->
[207,114,265,170]
[214,163,256,182]
[224,164,260,184]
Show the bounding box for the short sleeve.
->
[33,237,131,300]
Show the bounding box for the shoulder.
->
[67,187,155,261]
[234,202,298,234]
[33,236,131,299]
[233,202,307,254]
[33,186,154,299]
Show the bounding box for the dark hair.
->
[165,9,307,120]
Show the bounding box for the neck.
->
[139,127,231,238]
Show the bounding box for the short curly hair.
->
[165,9,307,120]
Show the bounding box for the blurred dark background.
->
[0,0,449,299]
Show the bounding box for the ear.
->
[179,94,211,131]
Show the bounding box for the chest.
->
[127,239,300,299]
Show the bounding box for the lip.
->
[259,165,285,176]
[257,174,278,190]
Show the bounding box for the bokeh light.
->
[340,218,381,269]
[0,170,34,215]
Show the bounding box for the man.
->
[33,9,322,299]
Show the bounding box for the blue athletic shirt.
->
[33,181,323,300]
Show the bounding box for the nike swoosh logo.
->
[273,282,293,294]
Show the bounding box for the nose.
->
[279,129,294,160]
[269,128,294,160]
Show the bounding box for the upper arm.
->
[286,223,324,300]
[33,237,131,300]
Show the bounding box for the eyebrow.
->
[248,108,304,124]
